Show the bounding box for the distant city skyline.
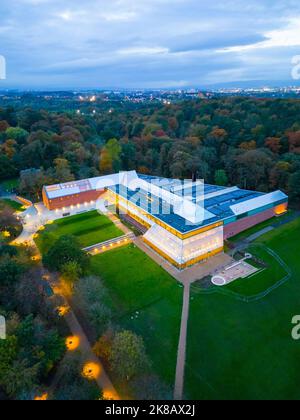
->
[1,0,300,89]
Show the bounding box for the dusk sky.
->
[1,0,300,89]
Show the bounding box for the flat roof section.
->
[109,184,221,234]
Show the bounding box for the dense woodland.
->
[0,98,300,204]
[1,97,300,399]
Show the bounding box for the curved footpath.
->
[13,209,120,400]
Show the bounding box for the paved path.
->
[12,205,41,245]
[64,307,119,399]
[174,281,191,400]
[106,211,132,235]
[246,226,274,242]
[46,270,119,400]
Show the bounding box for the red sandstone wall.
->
[224,207,278,239]
[44,189,105,210]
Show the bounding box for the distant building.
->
[43,171,288,270]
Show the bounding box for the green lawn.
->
[0,178,19,192]
[35,211,123,254]
[0,199,25,212]
[225,244,289,298]
[89,244,183,386]
[186,218,300,400]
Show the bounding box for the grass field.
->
[0,199,25,212]
[0,178,19,192]
[89,244,182,387]
[225,244,289,297]
[35,211,123,253]
[186,218,300,400]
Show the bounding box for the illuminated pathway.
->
[46,269,119,400]
[63,308,119,400]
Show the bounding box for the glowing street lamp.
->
[103,390,117,400]
[34,393,48,401]
[66,336,80,351]
[82,362,101,380]
[57,305,70,317]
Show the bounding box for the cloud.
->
[118,46,169,55]
[219,17,300,52]
[1,0,300,88]
[101,11,137,21]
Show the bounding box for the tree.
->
[265,137,281,154]
[99,148,113,174]
[73,277,111,333]
[3,359,39,397]
[0,155,17,180]
[36,329,65,375]
[287,131,300,154]
[0,256,22,286]
[53,158,74,183]
[99,138,121,174]
[19,169,50,201]
[0,120,9,132]
[0,336,18,379]
[43,235,89,273]
[61,261,82,284]
[239,140,257,151]
[111,330,150,381]
[269,161,291,190]
[106,138,121,170]
[15,269,52,316]
[214,169,228,186]
[93,330,114,365]
[15,315,64,377]
[236,150,273,190]
[5,127,29,144]
[1,139,17,158]
[0,245,18,258]
[289,171,300,203]
[54,352,101,401]
[0,205,21,237]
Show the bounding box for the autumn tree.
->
[99,148,113,174]
[93,330,114,365]
[53,158,74,183]
[287,131,300,154]
[236,150,273,190]
[265,137,281,154]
